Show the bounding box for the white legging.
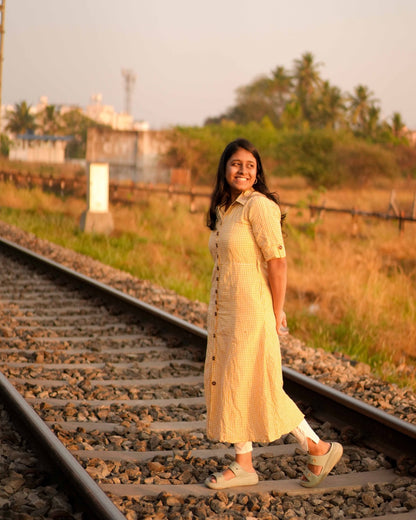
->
[234,419,320,454]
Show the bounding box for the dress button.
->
[214,312,217,316]
[213,333,216,338]
[216,277,219,281]
[278,245,283,249]
[212,381,216,385]
[212,356,216,361]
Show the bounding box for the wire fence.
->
[1,169,415,234]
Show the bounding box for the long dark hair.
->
[207,138,281,230]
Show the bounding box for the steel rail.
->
[1,236,415,467]
[283,367,416,460]
[0,371,126,520]
[0,237,206,348]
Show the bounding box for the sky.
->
[3,0,416,129]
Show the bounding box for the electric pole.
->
[0,0,6,131]
[121,69,136,116]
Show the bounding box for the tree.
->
[204,52,409,144]
[6,101,37,134]
[280,100,304,130]
[348,85,378,135]
[38,104,61,135]
[205,67,293,128]
[366,104,381,138]
[293,52,323,123]
[315,81,346,129]
[231,75,277,125]
[60,109,103,159]
[269,66,293,124]
[391,112,406,138]
[207,75,279,127]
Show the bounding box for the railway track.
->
[0,236,415,520]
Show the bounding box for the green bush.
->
[273,129,336,186]
[0,134,10,157]
[163,124,412,188]
[334,139,400,186]
[163,121,281,185]
[392,144,416,179]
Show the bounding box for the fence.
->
[282,198,416,235]
[1,169,415,234]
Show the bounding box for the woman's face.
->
[225,148,257,200]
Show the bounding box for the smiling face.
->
[225,148,257,201]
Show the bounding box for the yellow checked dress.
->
[204,189,304,443]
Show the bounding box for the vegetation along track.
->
[0,236,415,520]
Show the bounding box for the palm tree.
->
[366,104,381,138]
[315,81,346,129]
[38,104,61,135]
[293,52,323,122]
[269,65,293,124]
[6,101,37,135]
[391,112,406,138]
[280,99,304,130]
[348,85,378,134]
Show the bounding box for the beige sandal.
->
[205,461,259,489]
[300,442,343,488]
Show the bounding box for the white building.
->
[9,134,72,163]
[86,93,149,131]
[3,94,149,135]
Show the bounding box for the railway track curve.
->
[0,236,415,520]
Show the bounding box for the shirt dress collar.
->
[218,189,255,219]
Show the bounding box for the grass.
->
[283,193,416,388]
[0,178,415,389]
[0,183,212,302]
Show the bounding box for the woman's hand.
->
[277,310,289,336]
[267,258,289,336]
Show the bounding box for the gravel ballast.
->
[0,221,415,519]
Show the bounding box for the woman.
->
[204,138,342,489]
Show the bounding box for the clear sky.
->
[4,0,416,129]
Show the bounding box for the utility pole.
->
[0,0,6,131]
[121,69,136,115]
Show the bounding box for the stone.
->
[361,492,377,508]
[403,492,416,508]
[148,461,165,473]
[210,499,225,514]
[165,496,183,507]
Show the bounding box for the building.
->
[3,94,151,166]
[86,93,149,131]
[86,93,132,130]
[86,126,168,183]
[9,134,72,163]
[3,94,149,136]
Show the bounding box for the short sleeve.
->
[246,194,286,261]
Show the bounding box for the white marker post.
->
[80,163,114,234]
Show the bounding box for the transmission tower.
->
[121,69,136,116]
[0,0,6,129]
